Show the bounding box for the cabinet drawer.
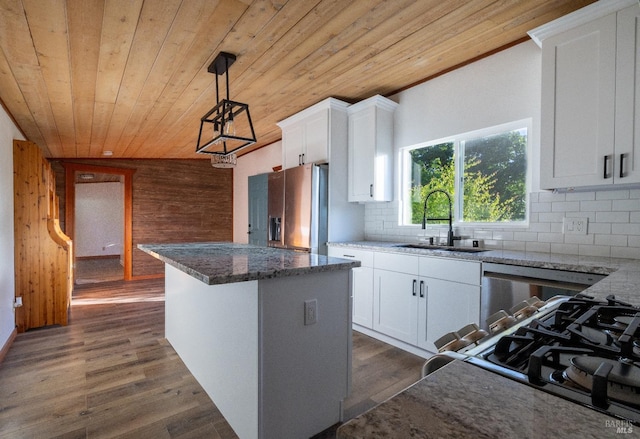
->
[327,247,374,267]
[419,257,481,285]
[374,252,419,275]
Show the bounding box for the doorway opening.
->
[63,163,135,282]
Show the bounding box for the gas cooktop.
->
[460,294,640,423]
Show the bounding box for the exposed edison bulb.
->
[212,122,221,143]
[224,116,235,137]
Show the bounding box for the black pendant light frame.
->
[196,52,256,156]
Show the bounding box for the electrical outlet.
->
[563,217,588,235]
[304,299,317,325]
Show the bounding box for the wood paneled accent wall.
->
[14,140,73,332]
[52,159,233,278]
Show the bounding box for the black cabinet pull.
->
[369,184,373,197]
[412,279,417,296]
[603,155,610,179]
[420,280,425,298]
[620,153,625,179]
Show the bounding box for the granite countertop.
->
[328,241,640,304]
[138,242,360,285]
[333,240,640,438]
[337,360,629,439]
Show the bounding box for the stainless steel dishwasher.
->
[480,262,607,331]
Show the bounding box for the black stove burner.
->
[476,294,640,424]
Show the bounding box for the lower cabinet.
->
[328,247,374,328]
[373,269,419,344]
[373,252,481,354]
[351,265,374,328]
[329,246,482,355]
[417,278,480,352]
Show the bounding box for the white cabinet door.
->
[348,106,376,201]
[281,109,329,169]
[540,13,617,189]
[614,5,640,184]
[328,247,374,328]
[352,266,374,328]
[417,278,480,352]
[282,123,305,169]
[347,95,396,202]
[373,270,418,345]
[303,109,329,165]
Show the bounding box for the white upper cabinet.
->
[534,1,640,189]
[347,95,397,202]
[277,98,349,170]
[615,5,640,185]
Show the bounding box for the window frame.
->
[399,118,532,228]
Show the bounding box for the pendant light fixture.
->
[196,52,256,167]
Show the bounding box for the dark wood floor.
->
[75,257,124,284]
[0,278,424,438]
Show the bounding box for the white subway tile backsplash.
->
[551,201,581,212]
[612,223,640,235]
[538,212,566,223]
[595,211,630,223]
[564,234,595,245]
[613,199,640,211]
[579,200,612,212]
[538,192,565,202]
[550,243,579,255]
[528,222,550,233]
[537,232,563,243]
[531,202,551,213]
[503,241,526,251]
[588,222,612,235]
[579,245,611,257]
[566,192,595,201]
[492,231,513,240]
[612,247,640,259]
[363,190,640,259]
[595,234,627,247]
[596,190,629,200]
[526,242,550,253]
[513,231,538,242]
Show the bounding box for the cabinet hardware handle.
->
[301,153,305,164]
[620,153,626,179]
[343,254,355,258]
[604,155,611,179]
[298,154,302,166]
[369,184,373,197]
[420,280,425,298]
[412,279,417,296]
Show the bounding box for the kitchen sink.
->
[396,243,488,253]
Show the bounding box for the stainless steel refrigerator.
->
[267,163,328,254]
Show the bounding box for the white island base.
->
[164,264,352,439]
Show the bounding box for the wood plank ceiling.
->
[0,0,594,159]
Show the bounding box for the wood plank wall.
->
[14,140,72,332]
[51,159,233,278]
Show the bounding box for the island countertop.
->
[138,242,360,285]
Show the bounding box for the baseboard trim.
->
[131,273,164,281]
[0,328,17,365]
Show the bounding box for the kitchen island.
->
[138,243,360,439]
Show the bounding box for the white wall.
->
[365,40,640,259]
[75,182,124,258]
[0,106,25,351]
[233,141,282,243]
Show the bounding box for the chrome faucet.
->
[421,189,460,246]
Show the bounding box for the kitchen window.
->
[400,119,530,226]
